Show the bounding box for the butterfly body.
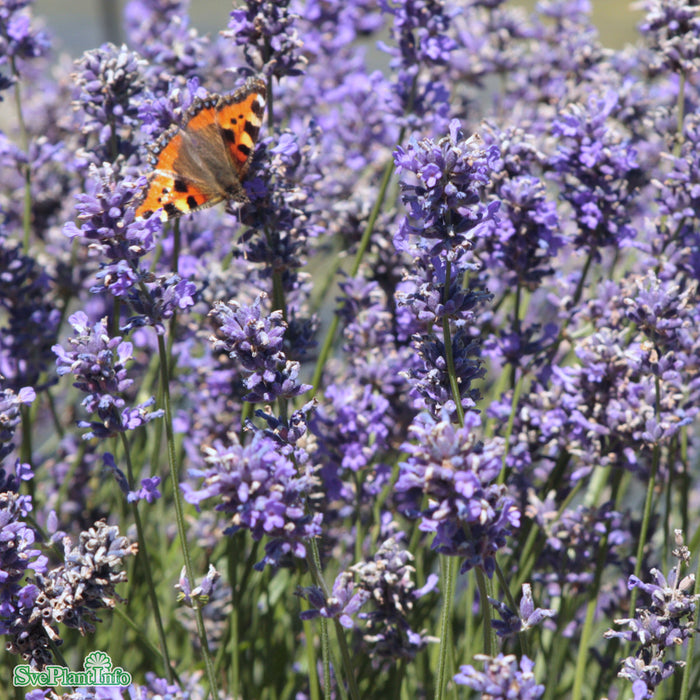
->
[135,77,267,221]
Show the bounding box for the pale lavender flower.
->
[454,653,545,698]
[298,571,370,629]
[489,583,556,638]
[639,0,700,75]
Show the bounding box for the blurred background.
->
[35,0,644,57]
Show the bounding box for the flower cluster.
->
[0,465,47,666]
[52,311,163,439]
[71,43,146,163]
[379,0,456,128]
[0,0,50,73]
[63,162,160,297]
[526,496,631,597]
[209,294,310,403]
[548,91,639,253]
[454,653,545,699]
[124,0,209,92]
[5,520,136,669]
[478,125,563,290]
[224,0,306,79]
[605,531,698,699]
[396,411,519,575]
[4,0,700,696]
[639,0,700,75]
[184,431,321,569]
[394,120,498,419]
[351,536,438,661]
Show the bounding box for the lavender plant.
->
[1,0,700,699]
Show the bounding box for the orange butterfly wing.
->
[134,78,267,221]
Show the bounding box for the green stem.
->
[226,541,241,698]
[474,567,493,657]
[441,259,465,426]
[571,529,610,700]
[306,538,359,700]
[156,333,219,697]
[497,376,524,484]
[119,432,173,680]
[434,555,458,700]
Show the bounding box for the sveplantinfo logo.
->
[13,651,132,688]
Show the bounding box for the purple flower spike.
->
[185,431,322,570]
[605,531,698,699]
[224,0,306,79]
[52,312,163,439]
[397,411,519,576]
[210,294,311,403]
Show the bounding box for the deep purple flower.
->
[52,311,163,439]
[401,326,488,418]
[393,121,497,419]
[394,120,499,254]
[224,0,306,79]
[478,124,564,288]
[0,237,61,390]
[183,431,322,570]
[548,91,639,253]
[454,653,545,698]
[396,411,519,576]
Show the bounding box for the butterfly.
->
[134,77,267,221]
